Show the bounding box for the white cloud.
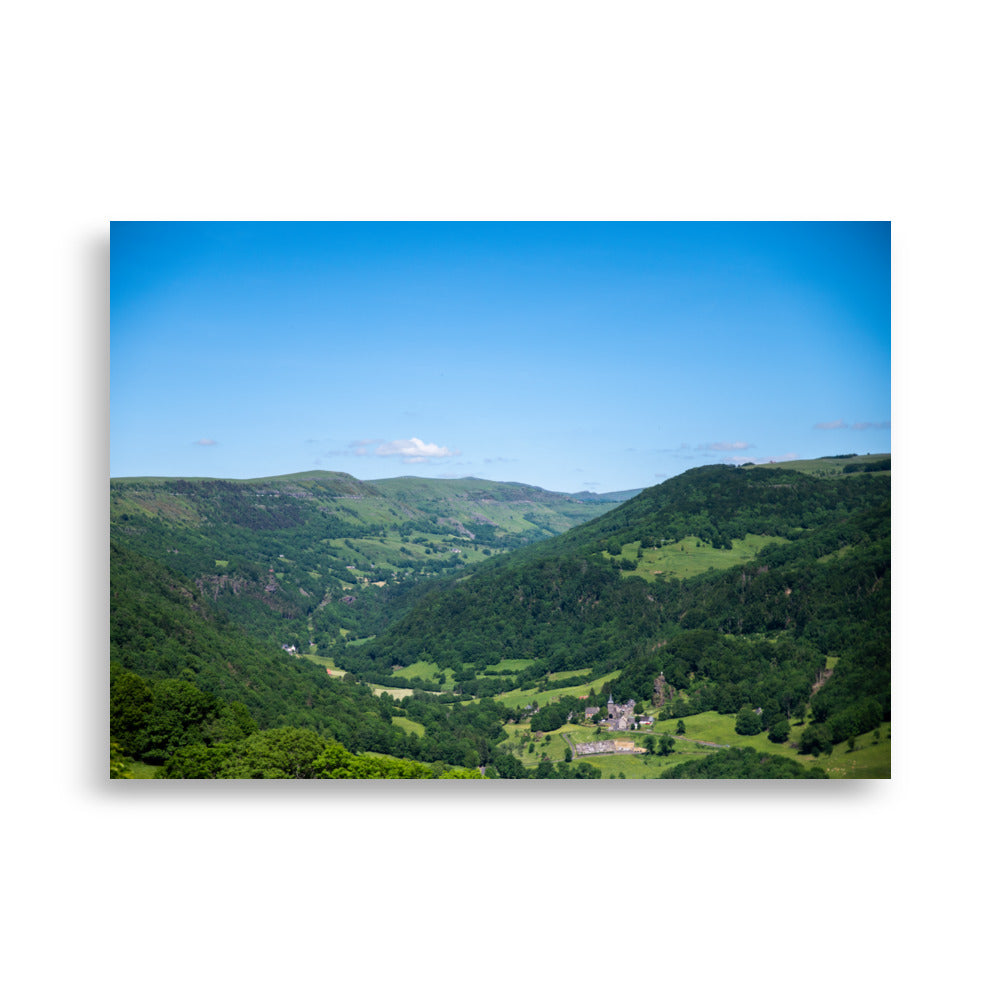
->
[815,420,847,430]
[852,421,891,431]
[375,437,460,460]
[195,438,217,446]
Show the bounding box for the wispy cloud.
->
[375,437,460,463]
[195,438,218,446]
[815,419,890,431]
[700,441,752,452]
[349,438,382,456]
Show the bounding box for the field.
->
[391,716,426,737]
[488,670,622,710]
[606,534,788,582]
[123,760,160,779]
[749,453,890,477]
[495,708,891,779]
[393,660,458,689]
[303,653,346,677]
[649,710,890,778]
[370,685,417,700]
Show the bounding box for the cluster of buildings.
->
[583,695,656,731]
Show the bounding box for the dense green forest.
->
[110,457,890,778]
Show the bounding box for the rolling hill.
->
[110,457,889,778]
[110,470,629,654]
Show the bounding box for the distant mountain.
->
[110,470,630,653]
[571,488,644,503]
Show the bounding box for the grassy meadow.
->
[749,454,890,477]
[605,534,789,582]
[494,707,890,779]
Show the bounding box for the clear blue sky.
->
[111,222,890,493]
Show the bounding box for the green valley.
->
[111,457,889,779]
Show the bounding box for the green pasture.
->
[370,685,416,700]
[391,716,426,737]
[490,670,621,710]
[547,668,591,682]
[751,454,890,477]
[650,709,890,778]
[483,658,535,675]
[606,534,788,582]
[553,748,699,778]
[393,660,438,681]
[652,710,812,764]
[303,653,346,677]
[124,760,160,779]
[814,727,891,778]
[393,660,458,690]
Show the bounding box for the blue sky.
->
[111,222,890,493]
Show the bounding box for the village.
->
[574,695,656,755]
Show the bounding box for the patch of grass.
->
[370,685,415,700]
[606,534,789,582]
[650,709,890,778]
[814,727,891,778]
[818,545,857,563]
[391,716,426,737]
[749,454,889,477]
[491,658,535,673]
[302,653,346,677]
[554,749,668,779]
[490,670,621,710]
[391,660,457,691]
[547,668,589,682]
[125,760,160,779]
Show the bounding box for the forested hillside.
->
[110,458,890,778]
[110,471,625,653]
[339,461,890,769]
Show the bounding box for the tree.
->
[564,747,573,763]
[735,705,764,736]
[659,735,675,756]
[110,666,153,758]
[110,741,131,779]
[768,718,791,744]
[676,719,686,735]
[798,723,833,756]
[219,727,327,778]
